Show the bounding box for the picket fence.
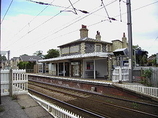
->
[1,69,28,96]
[114,84,158,99]
[29,93,83,118]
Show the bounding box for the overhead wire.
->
[3,0,55,49]
[1,0,14,24]
[89,0,158,27]
[148,36,158,51]
[101,0,112,22]
[15,0,118,52]
[6,0,158,55]
[4,0,80,50]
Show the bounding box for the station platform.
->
[0,94,53,118]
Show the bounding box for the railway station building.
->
[38,25,128,80]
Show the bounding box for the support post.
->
[9,69,13,96]
[63,62,65,76]
[93,59,96,79]
[57,63,59,76]
[127,0,133,82]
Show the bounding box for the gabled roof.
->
[58,37,111,47]
[11,57,19,61]
[20,56,42,62]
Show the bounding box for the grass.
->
[0,106,5,112]
[21,106,25,109]
[132,102,139,109]
[12,94,18,100]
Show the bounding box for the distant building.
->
[10,55,43,73]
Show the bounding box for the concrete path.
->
[0,94,53,118]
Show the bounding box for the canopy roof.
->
[39,52,113,63]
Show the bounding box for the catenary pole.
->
[0,0,2,104]
[127,0,133,82]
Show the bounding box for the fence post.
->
[119,67,122,82]
[9,69,13,96]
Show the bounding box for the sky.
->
[1,0,158,58]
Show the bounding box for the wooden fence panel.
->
[0,69,28,96]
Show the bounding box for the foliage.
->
[12,94,18,100]
[21,106,25,109]
[21,54,28,56]
[17,61,35,69]
[0,106,5,112]
[44,49,59,59]
[141,68,152,86]
[0,55,7,61]
[33,50,44,58]
[147,54,158,66]
[133,45,148,66]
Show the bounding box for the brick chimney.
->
[95,31,101,40]
[122,32,127,48]
[80,25,88,39]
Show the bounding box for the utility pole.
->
[0,0,2,104]
[127,0,133,82]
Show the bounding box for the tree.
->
[17,61,35,69]
[21,54,28,56]
[44,49,59,59]
[147,54,158,66]
[33,50,44,58]
[133,45,148,66]
[0,55,7,61]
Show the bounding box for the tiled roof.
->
[20,56,42,62]
[58,37,111,47]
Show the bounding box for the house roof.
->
[58,37,111,47]
[39,52,113,63]
[11,57,19,61]
[20,56,42,62]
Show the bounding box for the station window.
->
[86,62,93,70]
[96,44,101,52]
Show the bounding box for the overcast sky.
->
[1,0,158,58]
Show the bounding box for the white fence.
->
[1,69,28,96]
[112,66,129,82]
[29,93,83,118]
[114,84,158,99]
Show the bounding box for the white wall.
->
[95,59,107,77]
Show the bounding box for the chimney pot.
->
[96,31,101,40]
[80,25,88,39]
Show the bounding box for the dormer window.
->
[95,44,102,52]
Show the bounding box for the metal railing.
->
[114,84,158,99]
[29,93,83,118]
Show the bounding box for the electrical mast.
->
[127,0,133,82]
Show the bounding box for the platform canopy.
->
[113,48,128,56]
[39,52,113,63]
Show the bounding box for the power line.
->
[101,0,112,22]
[15,0,118,52]
[6,0,158,55]
[3,0,55,49]
[90,0,158,26]
[1,0,14,24]
[148,36,158,51]
[4,0,80,50]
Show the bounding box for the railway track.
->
[29,80,158,118]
